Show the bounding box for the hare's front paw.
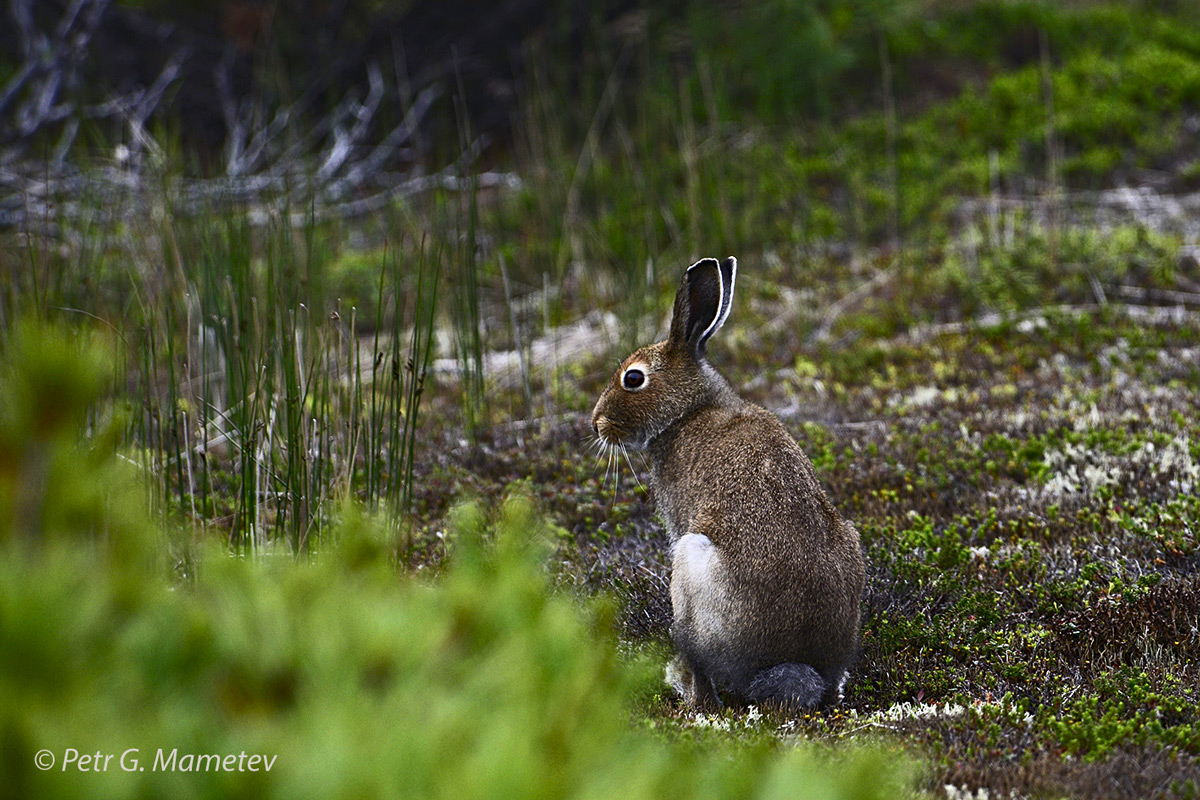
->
[664,655,691,699]
[665,655,723,710]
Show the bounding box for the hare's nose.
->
[591,413,606,437]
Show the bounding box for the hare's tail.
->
[746,663,826,709]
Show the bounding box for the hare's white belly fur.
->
[670,533,733,657]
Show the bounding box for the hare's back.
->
[661,404,842,551]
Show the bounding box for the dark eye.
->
[622,368,646,390]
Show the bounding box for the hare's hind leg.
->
[669,532,731,709]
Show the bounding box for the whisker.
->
[620,444,644,490]
[601,443,614,492]
[608,445,620,512]
[624,443,650,473]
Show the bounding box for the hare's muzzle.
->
[592,411,613,442]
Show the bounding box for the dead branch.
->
[0,0,531,233]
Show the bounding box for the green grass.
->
[3,200,449,554]
[491,0,1200,271]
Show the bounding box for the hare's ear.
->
[669,256,737,358]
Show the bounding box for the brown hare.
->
[591,257,865,709]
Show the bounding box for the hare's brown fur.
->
[592,257,864,709]
[653,395,864,704]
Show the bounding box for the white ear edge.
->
[685,256,737,344]
[713,256,736,333]
[686,258,725,344]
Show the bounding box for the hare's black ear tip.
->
[687,257,721,274]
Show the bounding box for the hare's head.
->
[591,257,737,450]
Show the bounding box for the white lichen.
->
[1040,434,1197,500]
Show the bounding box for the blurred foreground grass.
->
[0,323,913,799]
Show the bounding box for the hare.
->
[591,257,864,709]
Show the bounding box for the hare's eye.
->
[622,368,646,391]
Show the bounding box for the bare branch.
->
[317,61,386,185]
[0,1,537,233]
[215,48,246,175]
